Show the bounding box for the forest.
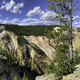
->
[0,24,61,36]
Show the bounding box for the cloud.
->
[26,6,44,17]
[2,0,6,4]
[0,15,1,17]
[40,11,57,21]
[28,21,44,25]
[39,11,44,16]
[22,18,39,22]
[0,20,4,23]
[19,11,22,14]
[74,22,79,24]
[73,15,80,20]
[0,0,24,14]
[11,2,24,13]
[6,18,8,19]
[11,18,20,23]
[44,20,60,25]
[2,20,11,24]
[0,0,16,11]
[75,25,80,28]
[2,18,20,24]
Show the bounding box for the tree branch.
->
[72,0,80,7]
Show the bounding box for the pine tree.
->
[43,25,76,79]
[47,0,80,60]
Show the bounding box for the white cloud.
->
[19,11,22,14]
[0,0,16,11]
[39,11,44,16]
[19,22,33,26]
[11,2,24,13]
[28,21,44,25]
[44,20,60,25]
[0,20,4,23]
[22,18,39,22]
[40,11,57,21]
[2,0,6,4]
[6,18,8,19]
[0,15,1,17]
[74,22,79,24]
[0,0,24,14]
[11,18,20,23]
[73,15,80,20]
[75,25,80,28]
[26,6,43,17]
[2,20,11,24]
[2,18,20,24]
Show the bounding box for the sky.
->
[0,0,80,28]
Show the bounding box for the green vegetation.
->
[0,47,17,65]
[43,0,80,79]
[44,25,80,79]
[22,72,28,80]
[0,24,60,36]
[17,36,26,46]
[13,76,19,80]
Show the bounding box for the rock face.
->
[25,36,56,60]
[36,73,56,80]
[74,64,80,74]
[0,29,56,75]
[0,30,18,50]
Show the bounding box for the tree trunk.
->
[69,0,73,60]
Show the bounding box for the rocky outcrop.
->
[36,73,56,80]
[0,30,55,75]
[35,64,80,80]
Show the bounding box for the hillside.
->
[0,24,60,36]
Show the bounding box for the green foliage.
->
[3,24,58,36]
[47,0,71,25]
[0,47,17,65]
[43,25,77,78]
[13,76,19,80]
[53,44,75,77]
[73,48,80,65]
[17,36,26,46]
[22,72,28,80]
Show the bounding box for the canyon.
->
[0,26,80,80]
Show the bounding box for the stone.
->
[35,73,56,80]
[74,64,80,74]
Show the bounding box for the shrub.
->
[13,76,19,80]
[22,72,28,80]
[17,36,26,46]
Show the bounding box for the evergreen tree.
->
[43,25,76,79]
[47,0,80,60]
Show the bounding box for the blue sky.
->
[0,0,80,28]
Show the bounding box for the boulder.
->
[35,73,56,80]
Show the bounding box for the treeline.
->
[0,24,60,36]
